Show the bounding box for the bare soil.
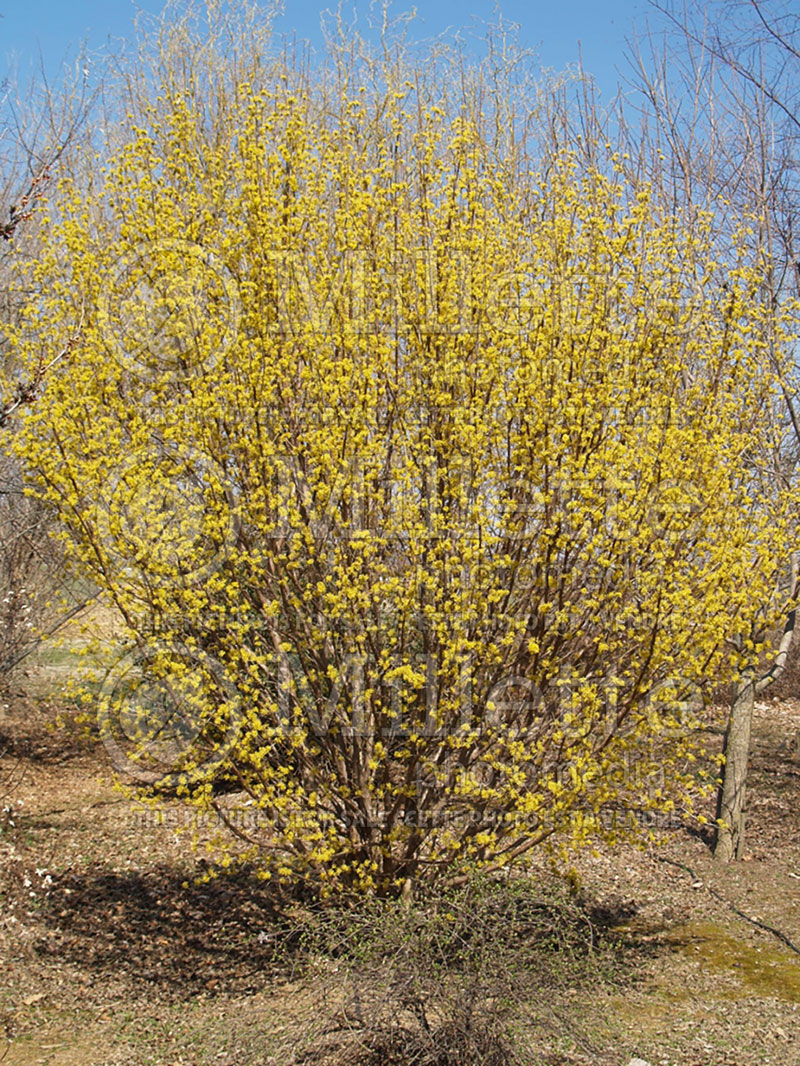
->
[1,690,799,1066]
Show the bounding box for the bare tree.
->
[0,53,96,689]
[0,50,92,422]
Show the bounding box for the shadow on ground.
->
[34,862,655,1004]
[36,865,303,998]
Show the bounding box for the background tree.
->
[0,52,95,687]
[633,0,800,863]
[7,8,798,896]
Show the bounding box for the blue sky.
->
[1,1,651,101]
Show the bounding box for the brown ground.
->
[1,686,799,1066]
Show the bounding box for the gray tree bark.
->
[714,675,755,864]
[714,591,797,865]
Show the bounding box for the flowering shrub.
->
[7,11,798,895]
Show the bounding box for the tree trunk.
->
[714,675,755,865]
[713,583,797,865]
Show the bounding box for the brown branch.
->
[0,327,82,429]
[755,554,799,695]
